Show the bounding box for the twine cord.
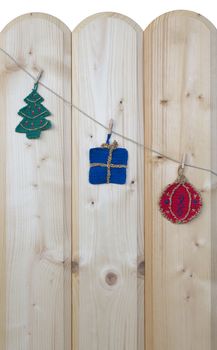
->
[0,46,217,177]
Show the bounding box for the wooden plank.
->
[0,47,6,350]
[0,13,71,350]
[209,13,217,350]
[72,12,144,350]
[144,10,216,350]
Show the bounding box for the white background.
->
[0,0,216,30]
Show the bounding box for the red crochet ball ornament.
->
[159,166,202,224]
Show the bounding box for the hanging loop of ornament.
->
[33,82,39,91]
[177,165,187,183]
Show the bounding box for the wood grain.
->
[72,12,144,350]
[0,13,71,350]
[144,10,216,350]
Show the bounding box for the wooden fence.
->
[0,10,216,350]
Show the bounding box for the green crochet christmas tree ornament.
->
[15,81,52,139]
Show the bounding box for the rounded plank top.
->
[73,11,143,33]
[1,12,71,34]
[1,10,217,34]
[145,10,217,33]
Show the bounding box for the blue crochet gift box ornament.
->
[89,133,128,185]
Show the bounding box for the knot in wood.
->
[105,272,118,286]
[71,260,79,274]
[138,260,145,276]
